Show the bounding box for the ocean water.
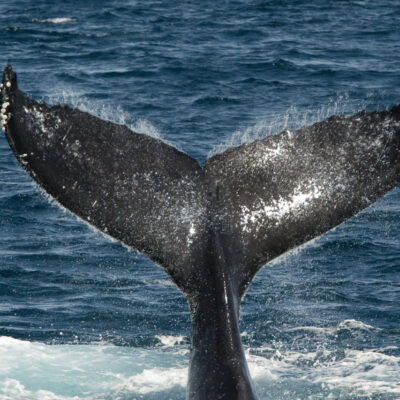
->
[1,1,400,399]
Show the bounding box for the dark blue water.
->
[0,1,399,399]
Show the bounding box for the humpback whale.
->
[1,64,400,399]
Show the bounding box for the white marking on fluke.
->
[240,182,323,231]
[187,221,197,246]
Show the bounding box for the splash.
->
[45,91,163,142]
[208,94,384,157]
[1,332,399,400]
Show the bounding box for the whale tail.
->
[2,65,400,399]
[3,65,399,297]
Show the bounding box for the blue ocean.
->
[1,1,400,399]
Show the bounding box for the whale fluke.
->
[2,64,400,400]
[1,65,208,294]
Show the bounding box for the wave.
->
[34,18,75,25]
[193,96,240,106]
[286,319,382,335]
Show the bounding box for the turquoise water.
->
[0,1,400,399]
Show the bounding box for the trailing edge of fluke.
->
[2,64,400,399]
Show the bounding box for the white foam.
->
[312,349,400,395]
[287,319,382,336]
[151,279,175,287]
[37,18,75,24]
[0,336,188,399]
[109,367,187,395]
[156,335,186,348]
[249,347,400,396]
[1,335,398,399]
[337,319,382,331]
[0,379,81,400]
